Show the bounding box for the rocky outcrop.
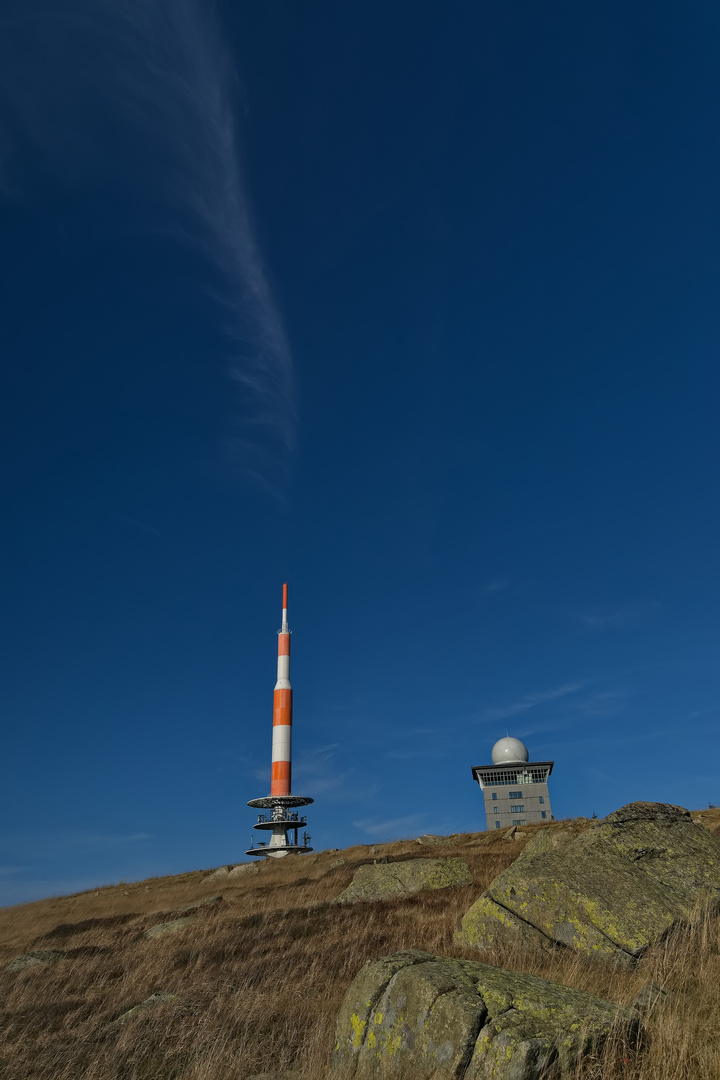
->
[416,834,449,846]
[457,802,720,964]
[6,949,64,973]
[331,950,640,1079]
[334,858,473,904]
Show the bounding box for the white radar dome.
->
[491,737,529,765]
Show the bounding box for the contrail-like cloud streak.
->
[0,0,294,484]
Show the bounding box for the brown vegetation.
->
[1,810,720,1079]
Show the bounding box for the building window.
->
[478,767,551,786]
[509,791,523,799]
[495,821,501,829]
[517,819,527,826]
[541,811,547,819]
[510,805,525,813]
[491,792,497,801]
[493,807,499,815]
[539,796,545,804]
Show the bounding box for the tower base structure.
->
[246,794,313,858]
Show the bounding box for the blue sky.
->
[1,0,718,905]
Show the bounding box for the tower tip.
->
[282,582,288,610]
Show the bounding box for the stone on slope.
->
[143,916,196,939]
[228,863,261,878]
[457,802,720,965]
[206,865,231,881]
[331,950,640,1080]
[334,858,473,904]
[246,1073,302,1080]
[174,894,223,913]
[416,834,449,845]
[6,950,65,973]
[247,1073,302,1080]
[631,981,670,1012]
[115,991,179,1024]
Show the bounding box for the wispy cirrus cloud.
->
[483,578,513,595]
[353,814,427,838]
[385,746,453,760]
[483,682,585,723]
[578,602,661,631]
[0,0,294,487]
[513,692,626,739]
[0,831,152,860]
[574,691,628,717]
[254,744,380,804]
[107,510,164,538]
[290,745,350,798]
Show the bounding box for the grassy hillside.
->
[1,809,720,1080]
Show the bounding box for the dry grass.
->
[1,810,719,1080]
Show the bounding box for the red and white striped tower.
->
[246,584,313,858]
[271,582,292,796]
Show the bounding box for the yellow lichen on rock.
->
[350,1012,366,1049]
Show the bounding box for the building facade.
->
[472,737,553,830]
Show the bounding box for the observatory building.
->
[471,737,554,831]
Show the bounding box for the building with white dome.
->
[471,737,554,831]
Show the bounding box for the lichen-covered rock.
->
[143,916,196,939]
[334,858,473,904]
[457,896,557,956]
[331,950,640,1079]
[6,950,65,973]
[416,835,449,846]
[457,802,720,965]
